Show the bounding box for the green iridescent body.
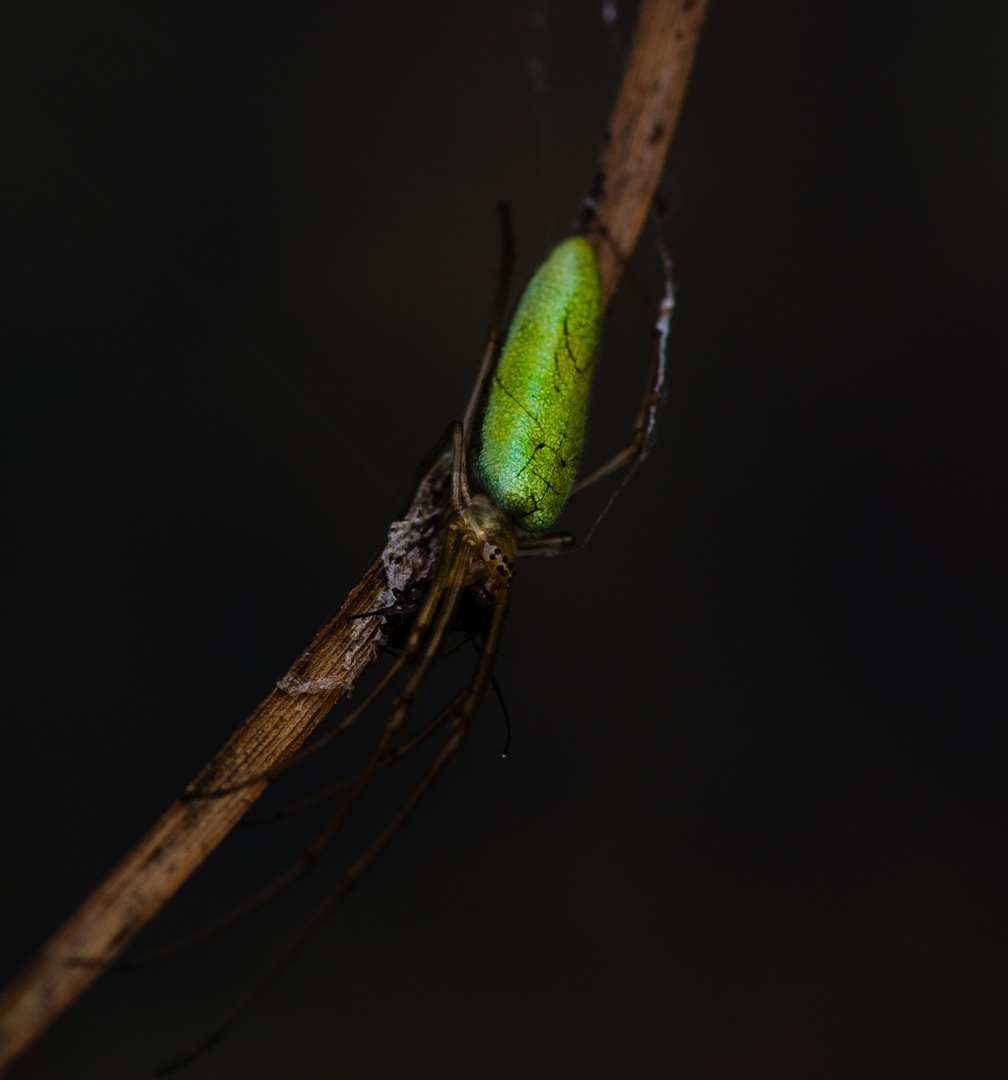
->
[475,236,603,532]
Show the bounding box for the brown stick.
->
[0,1,708,1070]
[589,0,709,303]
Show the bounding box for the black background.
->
[2,2,1005,1078]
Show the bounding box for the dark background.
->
[2,2,1005,1077]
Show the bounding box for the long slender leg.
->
[250,507,465,783]
[113,540,476,970]
[155,584,511,1076]
[390,540,473,715]
[569,224,675,497]
[240,688,467,828]
[456,583,510,719]
[461,202,515,448]
[186,524,466,800]
[516,532,575,557]
[179,531,468,805]
[183,654,408,798]
[272,504,471,795]
[403,205,517,517]
[449,422,470,510]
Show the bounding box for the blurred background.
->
[1,2,1005,1077]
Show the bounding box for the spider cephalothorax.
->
[459,493,518,592]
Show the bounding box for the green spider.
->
[157,207,673,1073]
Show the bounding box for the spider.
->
[156,204,673,1073]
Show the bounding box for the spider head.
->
[462,494,517,590]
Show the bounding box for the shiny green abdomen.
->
[475,237,603,532]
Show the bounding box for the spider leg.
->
[569,224,675,496]
[302,417,471,776]
[440,626,486,658]
[187,483,469,802]
[117,531,477,973]
[462,202,515,448]
[449,422,470,509]
[517,532,576,557]
[181,655,409,799]
[239,687,467,828]
[389,534,474,724]
[155,583,511,1076]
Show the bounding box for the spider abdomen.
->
[476,236,603,533]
